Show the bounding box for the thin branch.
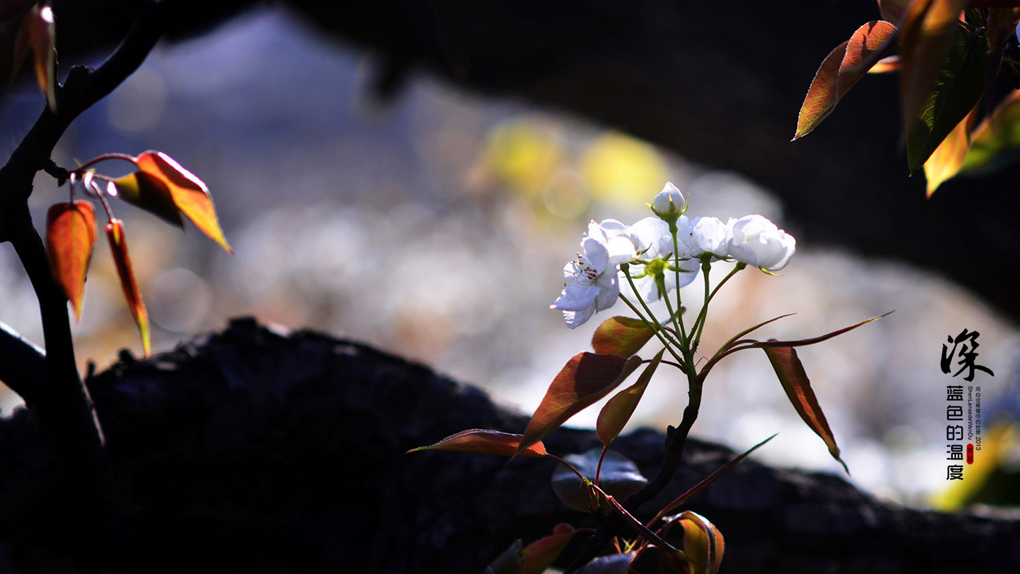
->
[0,320,45,407]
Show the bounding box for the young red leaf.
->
[596,348,664,446]
[574,552,635,574]
[868,56,900,74]
[521,524,577,574]
[651,434,776,524]
[517,353,642,455]
[591,316,655,357]
[923,105,976,196]
[406,429,547,457]
[17,4,56,112]
[961,89,1020,175]
[106,219,150,357]
[905,24,990,172]
[793,21,897,139]
[676,511,725,574]
[45,201,96,322]
[134,151,232,253]
[763,345,847,474]
[110,171,184,227]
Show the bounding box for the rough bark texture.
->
[11,0,1018,324]
[2,318,1019,573]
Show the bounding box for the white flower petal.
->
[727,214,796,272]
[561,306,596,329]
[551,283,600,312]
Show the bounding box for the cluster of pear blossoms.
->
[552,183,796,328]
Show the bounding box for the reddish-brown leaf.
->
[518,353,642,455]
[110,171,184,227]
[868,55,900,74]
[406,429,547,457]
[18,4,56,112]
[676,511,725,574]
[106,220,150,357]
[793,21,897,139]
[899,0,967,148]
[45,201,96,321]
[763,345,847,473]
[591,316,655,357]
[521,524,576,574]
[923,105,976,196]
[134,151,232,253]
[597,348,664,446]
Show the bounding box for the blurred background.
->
[1,8,1018,508]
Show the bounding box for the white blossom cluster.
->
[551,183,796,328]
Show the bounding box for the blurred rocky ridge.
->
[2,317,1019,573]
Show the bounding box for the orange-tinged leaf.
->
[518,353,642,455]
[19,4,56,112]
[923,105,976,196]
[134,151,232,253]
[676,511,724,574]
[106,220,150,357]
[961,89,1020,175]
[899,0,967,151]
[110,171,184,227]
[521,524,576,574]
[868,55,900,74]
[793,21,897,139]
[763,345,847,474]
[794,41,846,139]
[406,429,547,457]
[45,201,96,321]
[591,316,655,357]
[597,348,664,446]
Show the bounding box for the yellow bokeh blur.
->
[579,132,668,206]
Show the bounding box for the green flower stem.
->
[691,259,713,347]
[619,294,686,369]
[691,261,744,342]
[669,222,690,343]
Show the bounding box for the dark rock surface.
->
[2,318,1019,573]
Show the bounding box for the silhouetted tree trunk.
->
[2,319,1018,573]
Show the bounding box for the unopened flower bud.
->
[650,182,688,224]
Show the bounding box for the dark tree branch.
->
[0,321,45,407]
